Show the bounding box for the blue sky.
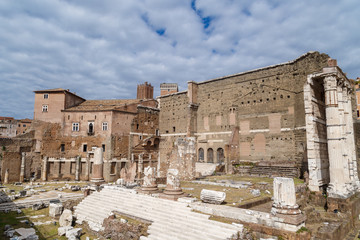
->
[0,0,359,119]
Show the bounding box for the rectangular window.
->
[173,127,176,132]
[42,105,48,112]
[23,124,26,127]
[155,129,159,136]
[43,94,48,99]
[72,123,79,131]
[83,144,87,152]
[102,144,105,152]
[60,144,65,152]
[102,122,108,131]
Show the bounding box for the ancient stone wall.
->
[0,132,40,182]
[159,52,330,179]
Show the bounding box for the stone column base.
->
[159,192,188,201]
[91,178,105,183]
[271,204,301,215]
[137,185,160,194]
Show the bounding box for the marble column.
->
[164,169,183,195]
[85,153,90,181]
[19,152,26,182]
[343,88,360,185]
[41,157,48,181]
[91,148,104,182]
[138,154,144,176]
[4,169,9,184]
[75,156,81,181]
[325,76,356,198]
[141,166,158,192]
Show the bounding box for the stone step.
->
[81,200,240,237]
[147,222,235,240]
[75,188,242,239]
[80,191,239,233]
[82,192,195,218]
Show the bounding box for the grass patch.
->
[0,206,97,240]
[180,181,271,207]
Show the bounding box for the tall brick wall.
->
[159,52,330,178]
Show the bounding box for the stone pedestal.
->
[271,177,301,215]
[20,152,26,182]
[161,169,187,200]
[138,166,159,194]
[91,148,104,183]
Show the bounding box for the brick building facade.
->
[158,52,360,194]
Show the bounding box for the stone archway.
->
[207,148,214,163]
[198,148,204,162]
[217,148,224,164]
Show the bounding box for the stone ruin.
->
[200,189,226,205]
[140,166,159,193]
[271,177,301,215]
[91,148,105,183]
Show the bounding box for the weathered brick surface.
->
[159,52,330,178]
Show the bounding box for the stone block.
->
[65,228,82,240]
[200,189,226,204]
[49,203,63,218]
[59,209,73,227]
[58,226,73,236]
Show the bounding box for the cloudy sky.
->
[1,0,359,119]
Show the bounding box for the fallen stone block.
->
[200,189,226,204]
[250,189,261,197]
[65,228,82,239]
[49,203,63,218]
[59,209,73,227]
[58,226,73,236]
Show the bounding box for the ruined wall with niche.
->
[159,52,330,178]
[0,131,41,182]
[129,106,160,177]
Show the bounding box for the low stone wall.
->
[190,202,305,232]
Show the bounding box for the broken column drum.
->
[164,169,183,195]
[200,189,226,204]
[91,148,104,182]
[141,166,158,192]
[271,177,301,215]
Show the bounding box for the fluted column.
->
[325,75,356,198]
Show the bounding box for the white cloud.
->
[0,0,359,119]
